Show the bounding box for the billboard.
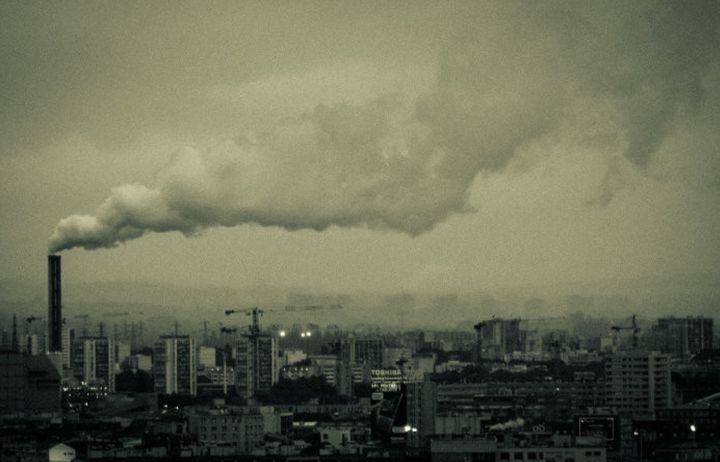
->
[575,415,620,449]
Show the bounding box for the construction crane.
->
[225,304,344,336]
[225,307,265,337]
[612,314,640,349]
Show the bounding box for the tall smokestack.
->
[48,255,62,353]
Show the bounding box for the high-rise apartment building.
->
[604,350,671,415]
[474,318,522,361]
[354,337,385,369]
[62,326,74,368]
[235,334,277,400]
[153,335,197,396]
[71,336,116,392]
[655,316,713,357]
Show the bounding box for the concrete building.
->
[655,316,713,357]
[309,354,338,386]
[71,336,116,392]
[604,350,671,415]
[406,375,438,448]
[61,326,73,368]
[354,337,385,369]
[21,333,42,355]
[235,334,277,400]
[0,352,61,418]
[188,408,264,453]
[153,335,197,396]
[430,437,607,462]
[474,318,522,361]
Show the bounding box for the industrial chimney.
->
[48,255,62,353]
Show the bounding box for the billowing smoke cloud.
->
[49,2,720,253]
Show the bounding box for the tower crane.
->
[612,314,640,349]
[225,307,264,337]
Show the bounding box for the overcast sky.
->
[1,1,719,294]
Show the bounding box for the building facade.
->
[0,352,61,418]
[153,335,197,396]
[655,316,713,357]
[354,337,385,369]
[604,350,671,415]
[71,336,116,392]
[235,334,277,400]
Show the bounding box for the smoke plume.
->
[489,418,526,432]
[49,2,720,253]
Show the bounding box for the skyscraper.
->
[235,334,277,400]
[153,335,197,396]
[71,336,116,392]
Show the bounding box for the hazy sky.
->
[1,1,719,294]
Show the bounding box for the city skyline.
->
[0,1,719,304]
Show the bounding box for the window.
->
[514,453,524,460]
[500,453,510,460]
[528,453,537,460]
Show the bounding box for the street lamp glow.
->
[305,331,312,337]
[690,424,696,432]
[279,330,286,337]
[301,333,306,338]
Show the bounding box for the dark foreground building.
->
[0,352,62,419]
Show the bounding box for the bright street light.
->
[690,424,696,432]
[279,330,286,337]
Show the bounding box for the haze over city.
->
[1,1,720,317]
[2,2,720,462]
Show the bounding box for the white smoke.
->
[489,418,526,432]
[49,2,720,253]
